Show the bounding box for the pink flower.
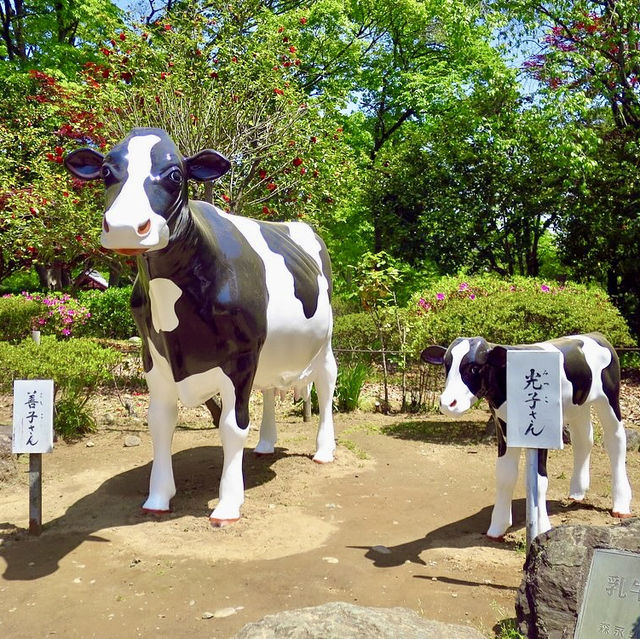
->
[458,282,469,291]
[541,284,550,293]
[469,294,476,300]
[436,293,445,301]
[418,298,431,311]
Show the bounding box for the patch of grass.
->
[494,618,525,639]
[381,419,486,444]
[337,437,369,460]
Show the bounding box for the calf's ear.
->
[421,345,446,366]
[486,345,508,369]
[185,150,231,182]
[64,148,104,180]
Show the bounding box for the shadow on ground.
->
[0,444,293,581]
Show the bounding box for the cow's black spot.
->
[259,222,322,319]
[132,201,270,430]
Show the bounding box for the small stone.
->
[371,545,391,555]
[322,556,339,564]
[213,607,238,618]
[86,441,95,447]
[124,435,141,447]
[103,413,116,425]
[202,612,215,619]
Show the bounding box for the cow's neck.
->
[139,203,200,279]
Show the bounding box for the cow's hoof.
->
[312,452,335,464]
[486,533,505,542]
[254,451,274,458]
[612,511,633,519]
[142,507,171,516]
[209,516,240,528]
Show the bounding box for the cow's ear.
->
[421,345,446,366]
[64,148,104,180]
[185,150,231,182]
[486,345,508,369]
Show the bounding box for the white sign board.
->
[12,379,54,454]
[506,350,563,450]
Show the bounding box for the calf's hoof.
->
[486,533,505,542]
[210,516,240,528]
[612,511,633,519]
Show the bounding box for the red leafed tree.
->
[522,1,640,129]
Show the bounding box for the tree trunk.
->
[35,264,71,291]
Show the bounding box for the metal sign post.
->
[506,350,563,551]
[12,379,54,536]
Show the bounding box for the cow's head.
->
[64,128,231,255]
[421,337,508,416]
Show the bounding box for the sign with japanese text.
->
[575,549,640,638]
[506,350,563,450]
[12,380,54,454]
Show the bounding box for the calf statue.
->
[65,128,337,526]
[422,333,632,539]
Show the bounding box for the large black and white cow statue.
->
[421,333,632,539]
[65,128,337,526]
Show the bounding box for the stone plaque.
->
[575,548,640,638]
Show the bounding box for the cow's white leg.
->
[143,373,179,513]
[596,401,632,516]
[487,446,521,539]
[312,347,337,463]
[567,409,593,501]
[254,388,277,455]
[210,381,249,525]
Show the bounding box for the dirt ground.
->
[1,383,639,639]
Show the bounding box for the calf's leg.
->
[487,446,521,539]
[566,407,593,502]
[595,400,632,517]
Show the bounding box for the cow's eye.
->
[169,169,183,184]
[101,166,111,179]
[470,365,481,375]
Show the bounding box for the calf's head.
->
[421,337,508,416]
[64,128,231,255]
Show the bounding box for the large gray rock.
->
[516,518,640,638]
[234,601,485,639]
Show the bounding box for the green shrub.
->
[0,336,122,439]
[335,363,370,412]
[408,274,635,355]
[0,295,41,342]
[0,269,40,295]
[333,312,379,351]
[76,286,137,339]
